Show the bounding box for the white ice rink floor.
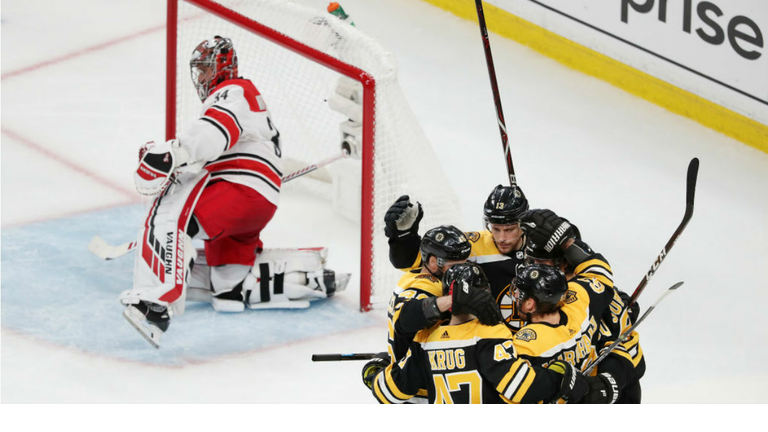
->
[2,0,768,419]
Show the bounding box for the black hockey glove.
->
[384,195,424,239]
[546,360,589,404]
[583,372,619,404]
[520,209,576,254]
[451,283,503,326]
[617,289,640,324]
[361,352,391,390]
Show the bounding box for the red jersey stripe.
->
[204,107,241,150]
[205,158,282,187]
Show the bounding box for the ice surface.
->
[2,0,767,409]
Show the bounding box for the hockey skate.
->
[122,301,170,349]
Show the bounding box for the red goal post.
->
[166,0,463,311]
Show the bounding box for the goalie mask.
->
[483,184,529,227]
[190,36,238,102]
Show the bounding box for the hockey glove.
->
[361,352,391,390]
[451,282,503,326]
[384,195,424,239]
[583,372,619,404]
[546,360,589,404]
[520,209,576,254]
[617,289,640,323]
[134,139,190,196]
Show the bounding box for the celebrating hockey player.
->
[119,36,345,349]
[365,262,608,404]
[385,184,530,330]
[384,225,475,364]
[513,208,646,403]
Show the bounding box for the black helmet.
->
[512,264,567,313]
[483,185,529,227]
[420,225,472,268]
[442,262,490,297]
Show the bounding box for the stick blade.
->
[686,158,699,208]
[87,236,112,260]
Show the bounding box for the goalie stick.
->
[584,281,684,375]
[87,150,353,260]
[474,0,516,186]
[311,353,376,361]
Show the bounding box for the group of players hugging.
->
[117,5,643,402]
[361,187,646,404]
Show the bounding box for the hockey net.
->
[168,0,463,311]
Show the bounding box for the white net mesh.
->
[174,0,464,309]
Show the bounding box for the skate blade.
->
[335,273,351,293]
[247,300,310,310]
[123,306,162,349]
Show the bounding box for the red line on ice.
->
[1,24,165,80]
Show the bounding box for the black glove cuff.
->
[422,296,442,322]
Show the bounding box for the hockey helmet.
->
[420,225,472,268]
[442,262,490,298]
[190,36,239,101]
[483,184,529,227]
[512,264,568,313]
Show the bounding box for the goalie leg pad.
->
[209,264,251,313]
[123,170,209,315]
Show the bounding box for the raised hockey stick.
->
[626,157,698,307]
[584,281,684,375]
[474,0,516,186]
[311,353,376,361]
[87,150,353,260]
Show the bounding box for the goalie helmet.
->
[190,36,238,102]
[512,264,568,314]
[483,184,529,227]
[420,225,472,268]
[442,262,490,298]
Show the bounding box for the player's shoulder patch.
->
[514,328,537,342]
[565,289,578,304]
[415,273,440,283]
[466,231,481,243]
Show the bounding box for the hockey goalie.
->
[120,36,350,348]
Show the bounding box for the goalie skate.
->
[122,303,169,349]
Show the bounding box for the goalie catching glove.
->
[384,195,424,239]
[134,139,191,196]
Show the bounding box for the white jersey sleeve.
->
[177,78,283,205]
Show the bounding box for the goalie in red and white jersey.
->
[121,36,346,348]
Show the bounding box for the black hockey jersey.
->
[512,250,644,377]
[371,319,562,404]
[388,230,526,331]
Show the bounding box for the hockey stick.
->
[311,353,376,362]
[584,281,683,375]
[87,151,353,260]
[474,0,516,186]
[87,236,137,261]
[627,157,698,307]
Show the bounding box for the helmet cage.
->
[190,36,238,101]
